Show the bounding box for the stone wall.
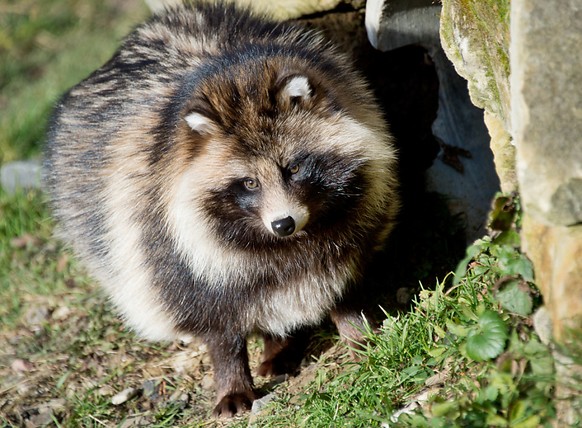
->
[511,0,582,343]
[441,0,582,423]
[511,2,582,423]
[438,0,582,361]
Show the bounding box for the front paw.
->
[212,391,256,418]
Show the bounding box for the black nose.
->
[271,216,296,237]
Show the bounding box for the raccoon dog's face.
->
[172,58,390,249]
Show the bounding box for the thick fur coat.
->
[44,1,399,416]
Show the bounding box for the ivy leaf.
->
[465,310,508,361]
[496,280,533,316]
[500,254,535,282]
[453,243,481,284]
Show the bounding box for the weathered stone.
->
[511,4,582,418]
[522,217,582,343]
[440,0,510,125]
[522,215,582,424]
[485,111,516,193]
[511,0,582,227]
[248,392,276,426]
[111,387,139,405]
[366,0,500,241]
[440,0,516,193]
[532,306,552,347]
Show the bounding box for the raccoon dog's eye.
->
[243,178,260,190]
[289,163,301,175]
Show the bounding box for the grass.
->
[0,187,59,327]
[0,0,148,163]
[0,0,562,426]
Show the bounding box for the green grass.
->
[0,187,58,327]
[0,0,148,163]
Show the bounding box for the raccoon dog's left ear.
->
[281,75,312,102]
[184,111,215,135]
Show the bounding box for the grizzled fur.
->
[44,1,399,417]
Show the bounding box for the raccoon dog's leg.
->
[257,329,311,378]
[330,308,368,355]
[206,334,256,418]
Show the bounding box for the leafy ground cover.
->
[0,1,560,427]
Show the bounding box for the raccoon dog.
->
[44,1,399,417]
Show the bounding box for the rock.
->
[441,0,582,420]
[511,0,582,227]
[168,389,189,407]
[111,387,139,405]
[366,0,500,241]
[439,0,515,199]
[97,384,115,397]
[170,349,203,374]
[553,347,582,427]
[439,0,515,194]
[390,388,437,423]
[24,305,50,331]
[522,218,582,343]
[23,399,66,427]
[512,9,582,423]
[522,217,582,424]
[51,305,71,321]
[142,379,158,398]
[120,415,149,428]
[27,411,54,427]
[11,358,34,373]
[248,392,276,426]
[440,0,511,125]
[0,160,42,193]
[485,112,516,193]
[532,306,552,347]
[200,374,214,391]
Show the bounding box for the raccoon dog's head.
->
[168,53,396,250]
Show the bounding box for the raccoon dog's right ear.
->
[282,75,311,98]
[184,111,215,135]
[280,75,312,103]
